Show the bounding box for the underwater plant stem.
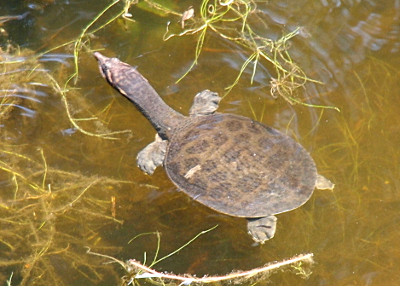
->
[62,0,135,87]
[149,225,218,268]
[46,73,131,139]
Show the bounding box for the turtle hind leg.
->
[316,174,335,190]
[137,134,168,175]
[247,216,277,244]
[189,90,221,116]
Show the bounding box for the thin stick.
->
[127,253,314,283]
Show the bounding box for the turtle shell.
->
[165,113,317,218]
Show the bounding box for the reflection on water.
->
[0,0,400,285]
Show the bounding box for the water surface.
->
[0,0,399,285]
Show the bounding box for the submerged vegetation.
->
[0,0,348,284]
[44,0,338,111]
[0,45,314,285]
[161,0,338,110]
[0,145,126,285]
[0,46,130,284]
[2,0,399,284]
[87,230,314,286]
[163,0,319,101]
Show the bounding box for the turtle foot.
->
[316,174,335,190]
[247,216,277,244]
[137,134,168,175]
[189,90,221,116]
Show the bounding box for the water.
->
[0,0,399,285]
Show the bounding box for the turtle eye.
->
[97,64,107,79]
[103,66,114,83]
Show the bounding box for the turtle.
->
[93,52,334,244]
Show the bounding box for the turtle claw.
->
[189,90,221,116]
[137,134,168,175]
[247,216,277,244]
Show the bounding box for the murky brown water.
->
[1,0,400,285]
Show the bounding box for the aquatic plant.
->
[42,0,337,110]
[0,47,131,285]
[87,229,314,286]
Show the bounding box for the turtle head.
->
[93,52,186,139]
[93,52,111,79]
[93,52,136,97]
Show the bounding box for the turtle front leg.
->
[137,134,168,175]
[247,216,277,244]
[189,90,221,116]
